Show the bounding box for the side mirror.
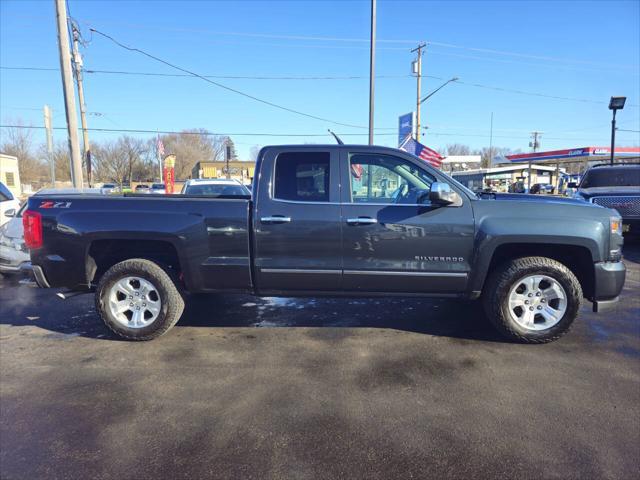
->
[4,208,16,218]
[429,182,462,206]
[567,182,577,189]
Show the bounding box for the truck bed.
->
[27,194,253,292]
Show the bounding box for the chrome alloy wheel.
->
[108,276,161,328]
[507,274,567,331]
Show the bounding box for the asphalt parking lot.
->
[1,247,639,480]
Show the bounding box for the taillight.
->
[23,210,43,249]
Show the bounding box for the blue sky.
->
[1,0,639,159]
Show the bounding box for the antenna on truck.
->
[328,129,344,145]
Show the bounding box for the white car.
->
[0,202,29,275]
[0,182,21,227]
[100,183,118,195]
[181,178,251,196]
[150,183,166,194]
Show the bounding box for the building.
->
[441,155,482,173]
[0,153,21,198]
[452,164,566,193]
[192,160,255,184]
[504,146,640,166]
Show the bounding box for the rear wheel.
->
[96,258,184,340]
[483,256,582,343]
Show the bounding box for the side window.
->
[274,152,330,202]
[0,183,12,202]
[349,154,435,204]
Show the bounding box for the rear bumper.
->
[591,261,625,312]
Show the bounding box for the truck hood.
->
[578,186,640,197]
[480,193,591,206]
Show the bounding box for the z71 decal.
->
[39,201,72,209]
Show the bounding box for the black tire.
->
[482,256,583,344]
[96,258,185,341]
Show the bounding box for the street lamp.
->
[608,96,626,166]
[419,77,459,104]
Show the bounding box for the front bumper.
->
[591,260,626,312]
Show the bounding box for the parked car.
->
[100,183,118,195]
[181,178,251,197]
[0,181,21,227]
[135,184,150,194]
[24,144,625,343]
[530,183,554,195]
[571,163,640,235]
[150,183,166,194]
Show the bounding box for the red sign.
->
[163,167,175,194]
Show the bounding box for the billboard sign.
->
[398,112,416,146]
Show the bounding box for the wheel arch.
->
[87,238,184,288]
[470,241,596,300]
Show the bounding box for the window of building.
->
[274,152,331,202]
[5,172,15,187]
[349,153,435,204]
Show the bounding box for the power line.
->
[0,124,395,137]
[87,28,374,130]
[79,21,639,71]
[0,124,622,142]
[3,65,637,107]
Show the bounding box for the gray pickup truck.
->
[24,145,626,343]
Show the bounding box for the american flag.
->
[400,136,443,168]
[157,136,165,157]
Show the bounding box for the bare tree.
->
[93,136,145,186]
[445,144,472,156]
[159,129,226,179]
[0,122,46,185]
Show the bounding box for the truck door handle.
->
[346,217,378,225]
[260,215,292,224]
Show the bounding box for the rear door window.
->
[274,152,331,202]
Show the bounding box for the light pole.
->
[608,96,626,166]
[368,0,376,145]
[418,77,458,139]
[419,77,459,105]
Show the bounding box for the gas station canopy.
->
[504,146,640,165]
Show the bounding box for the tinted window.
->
[185,184,249,196]
[581,167,640,188]
[274,152,330,202]
[349,154,435,204]
[0,182,13,202]
[151,184,165,189]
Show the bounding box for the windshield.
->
[581,167,640,188]
[151,184,165,189]
[184,184,250,196]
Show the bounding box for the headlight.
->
[610,217,623,235]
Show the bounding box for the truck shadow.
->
[0,283,503,343]
[176,294,504,342]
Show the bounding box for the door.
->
[340,149,475,294]
[253,148,342,293]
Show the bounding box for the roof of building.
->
[504,146,640,164]
[451,164,567,176]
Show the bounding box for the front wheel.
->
[96,258,185,340]
[483,256,583,343]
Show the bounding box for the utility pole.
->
[44,105,55,186]
[54,0,83,188]
[71,23,92,186]
[488,112,494,168]
[225,141,231,179]
[411,43,426,140]
[368,0,376,145]
[528,131,542,192]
